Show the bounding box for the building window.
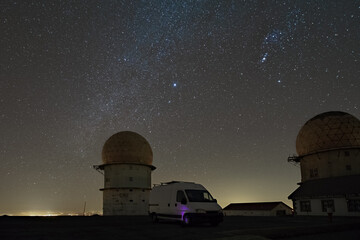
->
[321,200,335,212]
[310,168,318,178]
[300,201,311,212]
[344,151,350,157]
[346,165,352,171]
[347,200,360,212]
[129,177,133,182]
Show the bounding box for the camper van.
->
[149,181,223,226]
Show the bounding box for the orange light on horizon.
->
[5,211,102,217]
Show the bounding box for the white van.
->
[149,181,223,226]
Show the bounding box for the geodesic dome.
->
[102,131,153,165]
[296,111,360,156]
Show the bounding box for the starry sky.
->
[1,0,359,215]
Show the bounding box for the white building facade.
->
[95,131,156,215]
[293,196,360,217]
[288,111,360,216]
[223,202,293,216]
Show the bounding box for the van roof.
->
[152,181,207,191]
[163,181,195,185]
[153,181,196,187]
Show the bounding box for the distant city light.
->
[10,211,101,216]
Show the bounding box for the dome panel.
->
[296,111,360,156]
[102,131,153,165]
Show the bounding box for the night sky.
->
[1,0,359,216]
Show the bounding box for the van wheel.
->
[151,213,158,223]
[182,215,191,226]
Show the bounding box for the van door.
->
[174,190,189,219]
[159,185,173,216]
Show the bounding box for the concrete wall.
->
[273,203,293,215]
[224,210,272,216]
[224,204,292,216]
[103,189,150,215]
[300,149,360,182]
[104,164,151,189]
[295,197,360,216]
[102,164,152,215]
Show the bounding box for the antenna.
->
[93,165,104,175]
[287,155,301,168]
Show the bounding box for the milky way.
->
[0,0,359,215]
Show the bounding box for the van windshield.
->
[185,190,215,202]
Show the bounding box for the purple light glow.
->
[179,205,189,219]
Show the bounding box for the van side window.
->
[176,190,186,202]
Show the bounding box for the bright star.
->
[261,53,268,63]
[173,83,177,87]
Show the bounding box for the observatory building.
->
[288,111,360,216]
[94,131,156,215]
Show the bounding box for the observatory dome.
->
[102,131,153,165]
[296,111,360,156]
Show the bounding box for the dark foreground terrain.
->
[0,215,359,240]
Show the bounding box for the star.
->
[1,0,359,216]
[261,53,268,63]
